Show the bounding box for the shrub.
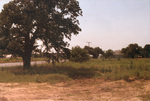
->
[70,46,90,62]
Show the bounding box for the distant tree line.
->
[1,43,150,63]
[69,46,114,62]
[121,44,150,58]
[84,46,104,58]
[83,44,150,59]
[83,46,114,59]
[70,43,150,62]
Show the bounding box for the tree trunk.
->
[23,52,32,69]
[22,33,33,69]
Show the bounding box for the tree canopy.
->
[143,44,150,58]
[0,0,82,68]
[70,46,90,62]
[121,43,142,58]
[104,49,114,58]
[84,46,104,58]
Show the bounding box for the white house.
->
[3,54,13,58]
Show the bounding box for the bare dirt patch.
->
[0,79,150,101]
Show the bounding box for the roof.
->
[113,50,124,55]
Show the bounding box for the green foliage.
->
[0,0,82,68]
[0,58,150,83]
[84,46,104,58]
[143,44,150,58]
[104,49,114,58]
[121,43,142,58]
[70,46,90,62]
[62,48,71,59]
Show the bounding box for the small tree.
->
[70,46,90,62]
[93,47,104,58]
[104,49,114,58]
[84,46,104,58]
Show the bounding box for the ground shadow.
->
[4,65,98,79]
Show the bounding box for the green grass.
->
[0,58,150,83]
[59,58,150,81]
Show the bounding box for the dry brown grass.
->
[0,79,150,101]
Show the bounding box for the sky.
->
[0,0,150,50]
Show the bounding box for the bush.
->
[70,46,90,62]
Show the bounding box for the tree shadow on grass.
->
[4,65,97,79]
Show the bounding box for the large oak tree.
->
[0,0,82,69]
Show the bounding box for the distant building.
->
[98,54,103,58]
[113,50,125,58]
[3,54,13,58]
[88,54,93,58]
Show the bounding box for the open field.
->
[0,79,150,101]
[1,58,150,82]
[0,58,150,100]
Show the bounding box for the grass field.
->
[0,58,150,83]
[0,58,150,100]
